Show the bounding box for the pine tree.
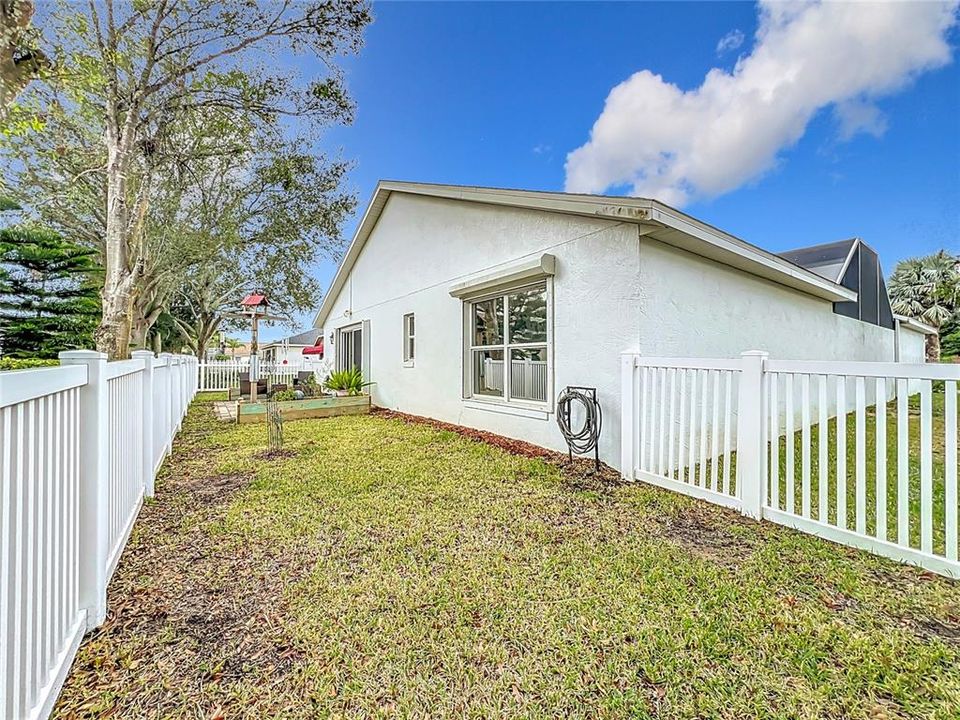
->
[0,224,100,358]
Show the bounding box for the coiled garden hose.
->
[556,387,602,455]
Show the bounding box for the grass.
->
[54,393,960,718]
[769,390,958,556]
[675,389,958,557]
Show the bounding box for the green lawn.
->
[770,390,958,557]
[54,393,960,718]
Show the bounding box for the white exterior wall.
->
[322,193,897,471]
[896,324,928,364]
[637,238,896,361]
[323,194,640,467]
[262,345,312,364]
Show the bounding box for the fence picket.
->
[920,381,933,554]
[785,374,795,514]
[698,370,709,488]
[946,382,957,561]
[818,375,828,522]
[769,374,779,510]
[677,369,688,483]
[667,369,677,480]
[710,371,721,492]
[722,372,733,495]
[897,379,909,546]
[836,378,847,529]
[855,376,866,535]
[801,374,811,518]
[658,368,667,477]
[875,377,887,542]
[687,370,698,486]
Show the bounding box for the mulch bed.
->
[371,406,624,487]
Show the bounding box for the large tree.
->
[0,0,46,117]
[0,222,100,357]
[3,0,369,358]
[889,251,960,361]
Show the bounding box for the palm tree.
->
[225,337,244,359]
[888,251,960,361]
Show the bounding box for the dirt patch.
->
[184,472,251,504]
[910,614,960,645]
[657,507,755,567]
[253,448,298,461]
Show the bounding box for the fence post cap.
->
[131,349,154,357]
[59,349,107,362]
[740,350,769,357]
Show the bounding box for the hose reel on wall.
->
[556,386,602,472]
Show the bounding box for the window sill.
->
[462,398,551,420]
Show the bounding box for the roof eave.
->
[314,181,857,327]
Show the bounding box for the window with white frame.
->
[467,281,550,404]
[403,313,415,363]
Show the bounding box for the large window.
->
[467,282,550,404]
[403,313,415,364]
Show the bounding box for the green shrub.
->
[0,357,59,371]
[324,367,374,396]
[272,389,297,402]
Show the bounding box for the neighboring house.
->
[314,181,933,470]
[261,328,324,364]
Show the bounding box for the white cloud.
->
[565,1,959,206]
[716,28,745,56]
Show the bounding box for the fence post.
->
[131,351,155,498]
[159,353,173,456]
[736,350,768,519]
[59,350,109,629]
[620,352,638,481]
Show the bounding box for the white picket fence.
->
[0,351,197,720]
[621,351,960,578]
[197,360,316,391]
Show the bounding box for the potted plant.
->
[324,367,374,397]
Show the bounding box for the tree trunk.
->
[95,133,132,358]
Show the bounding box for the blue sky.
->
[262,1,960,340]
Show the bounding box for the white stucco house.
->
[314,181,932,470]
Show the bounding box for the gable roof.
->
[263,328,322,348]
[314,181,858,328]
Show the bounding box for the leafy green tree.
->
[889,251,960,361]
[941,315,960,360]
[4,0,370,358]
[0,223,100,357]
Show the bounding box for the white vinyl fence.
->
[0,351,197,720]
[621,351,960,578]
[197,360,316,391]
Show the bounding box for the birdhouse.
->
[240,293,268,312]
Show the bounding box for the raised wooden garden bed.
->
[237,394,371,424]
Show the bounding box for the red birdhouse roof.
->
[241,293,267,307]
